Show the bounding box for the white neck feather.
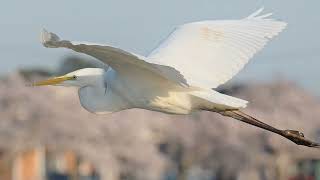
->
[78,85,130,114]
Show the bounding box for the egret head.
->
[32,68,105,88]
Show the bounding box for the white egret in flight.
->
[33,8,319,147]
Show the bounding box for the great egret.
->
[33,8,319,147]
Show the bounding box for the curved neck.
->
[78,86,130,114]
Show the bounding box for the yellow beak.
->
[31,76,74,86]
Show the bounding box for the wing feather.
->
[41,8,286,90]
[41,29,150,71]
[147,8,287,89]
[40,29,187,86]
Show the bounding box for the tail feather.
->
[190,90,248,110]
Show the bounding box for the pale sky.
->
[1,0,320,94]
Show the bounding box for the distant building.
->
[0,147,99,180]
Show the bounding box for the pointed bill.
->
[31,76,74,86]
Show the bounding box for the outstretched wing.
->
[147,8,287,89]
[40,29,187,86]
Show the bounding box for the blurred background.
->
[1,0,320,180]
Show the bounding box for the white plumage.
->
[35,8,286,114]
[148,8,286,89]
[33,9,320,148]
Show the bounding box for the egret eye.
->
[73,75,77,80]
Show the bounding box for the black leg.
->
[217,110,320,148]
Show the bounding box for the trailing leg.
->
[216,109,319,148]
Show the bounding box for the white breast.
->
[78,86,130,114]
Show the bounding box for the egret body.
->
[33,8,319,147]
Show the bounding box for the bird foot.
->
[282,130,320,148]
